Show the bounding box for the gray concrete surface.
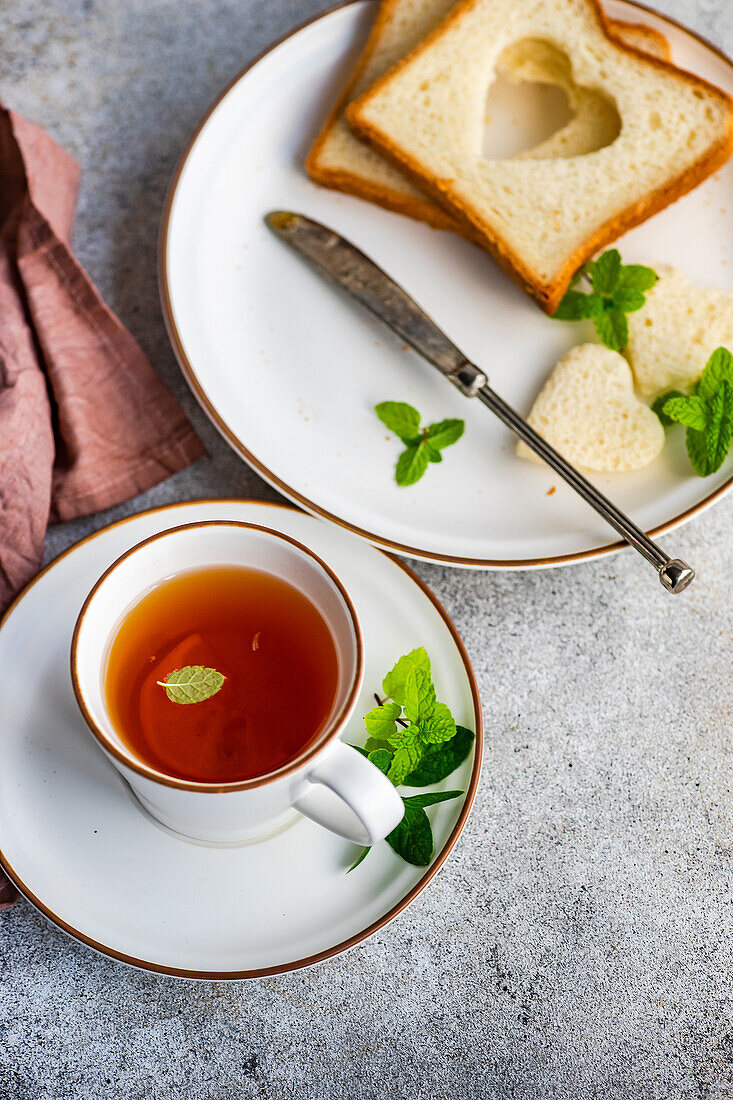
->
[2,0,733,1096]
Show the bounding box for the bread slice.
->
[626,267,733,396]
[610,20,670,60]
[516,344,664,471]
[307,0,669,235]
[308,0,459,231]
[347,0,733,313]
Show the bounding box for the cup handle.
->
[294,741,405,845]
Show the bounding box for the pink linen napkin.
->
[0,107,205,908]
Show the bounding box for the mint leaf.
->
[426,419,465,450]
[364,736,392,753]
[589,249,621,295]
[157,666,225,705]
[374,401,421,445]
[402,790,464,808]
[395,443,429,486]
[594,307,628,351]
[383,648,431,703]
[351,789,465,869]
[385,800,433,865]
[552,290,602,321]
[686,429,708,475]
[614,264,658,293]
[663,395,709,432]
[697,347,733,403]
[363,702,401,739]
[611,288,646,313]
[387,725,424,785]
[687,380,733,476]
[420,700,456,745]
[347,846,370,872]
[652,390,686,427]
[403,726,475,786]
[401,667,436,725]
[367,749,392,774]
[350,789,466,869]
[423,440,443,463]
[661,352,733,478]
[394,420,465,483]
[385,791,464,866]
[378,403,465,487]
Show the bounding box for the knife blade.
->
[265,210,694,594]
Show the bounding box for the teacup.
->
[71,521,404,845]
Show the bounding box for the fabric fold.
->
[0,105,205,907]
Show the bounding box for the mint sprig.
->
[553,249,658,351]
[654,347,733,476]
[349,647,475,871]
[375,402,464,486]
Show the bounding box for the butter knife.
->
[265,210,694,593]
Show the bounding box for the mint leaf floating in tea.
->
[157,665,226,705]
[375,402,464,487]
[347,648,475,871]
[552,249,658,352]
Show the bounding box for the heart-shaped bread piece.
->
[626,267,733,396]
[516,344,664,472]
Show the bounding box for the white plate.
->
[0,500,481,978]
[161,1,733,569]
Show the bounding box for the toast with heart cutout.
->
[626,267,733,396]
[516,344,664,471]
[307,0,670,235]
[347,0,733,313]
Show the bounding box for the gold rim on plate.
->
[0,498,484,980]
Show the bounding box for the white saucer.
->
[0,500,481,978]
[161,0,733,570]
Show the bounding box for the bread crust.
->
[345,0,733,312]
[306,0,463,230]
[306,1,672,241]
[607,19,671,62]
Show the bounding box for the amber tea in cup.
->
[105,565,340,783]
[74,521,406,846]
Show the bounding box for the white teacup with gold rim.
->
[71,521,404,845]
